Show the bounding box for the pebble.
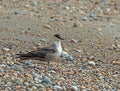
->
[71,39,78,43]
[81,16,87,21]
[13,80,20,85]
[101,0,109,2]
[23,82,29,86]
[24,61,31,66]
[88,55,95,60]
[102,88,108,91]
[33,77,41,84]
[65,6,70,10]
[33,72,41,79]
[112,88,117,91]
[78,65,87,71]
[73,22,83,27]
[112,61,120,65]
[89,13,95,18]
[2,47,10,51]
[70,85,78,91]
[110,23,116,27]
[43,24,52,30]
[41,76,53,85]
[88,61,96,66]
[40,38,47,42]
[53,85,63,91]
[14,10,19,15]
[75,50,82,53]
[32,1,37,6]
[65,55,74,61]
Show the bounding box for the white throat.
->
[56,41,62,55]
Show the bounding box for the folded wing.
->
[16,46,56,60]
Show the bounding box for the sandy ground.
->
[0,0,120,91]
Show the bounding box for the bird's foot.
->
[48,61,52,70]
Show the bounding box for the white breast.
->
[57,45,63,55]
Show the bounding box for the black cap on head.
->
[54,33,64,40]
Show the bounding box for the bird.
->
[16,41,63,70]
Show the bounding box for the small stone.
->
[32,1,37,6]
[33,77,41,84]
[2,47,10,51]
[40,38,46,42]
[88,55,95,60]
[43,24,52,30]
[75,50,82,53]
[33,72,40,78]
[73,22,83,27]
[78,65,87,71]
[31,86,37,90]
[81,16,87,21]
[112,87,117,91]
[42,76,53,85]
[102,87,108,91]
[65,6,70,10]
[89,13,95,18]
[71,39,78,43]
[6,16,11,19]
[101,0,109,2]
[70,85,78,91]
[14,10,19,15]
[88,61,96,66]
[110,23,116,27]
[53,85,63,91]
[23,82,29,86]
[24,4,30,8]
[25,61,31,65]
[13,80,20,85]
[65,55,74,61]
[112,61,120,65]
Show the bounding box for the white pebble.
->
[54,85,63,90]
[70,85,78,91]
[88,61,96,66]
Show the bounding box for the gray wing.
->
[16,46,56,60]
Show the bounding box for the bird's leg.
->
[48,61,52,70]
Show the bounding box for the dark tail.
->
[15,53,33,60]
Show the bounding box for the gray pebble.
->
[42,76,53,85]
[102,88,108,91]
[33,77,41,84]
[112,88,117,91]
[101,0,109,2]
[89,13,95,18]
[65,55,74,61]
[32,1,37,6]
[13,79,20,85]
[23,82,29,86]
[25,61,31,65]
[76,50,82,53]
[33,72,40,78]
[81,16,87,21]
[14,10,19,15]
